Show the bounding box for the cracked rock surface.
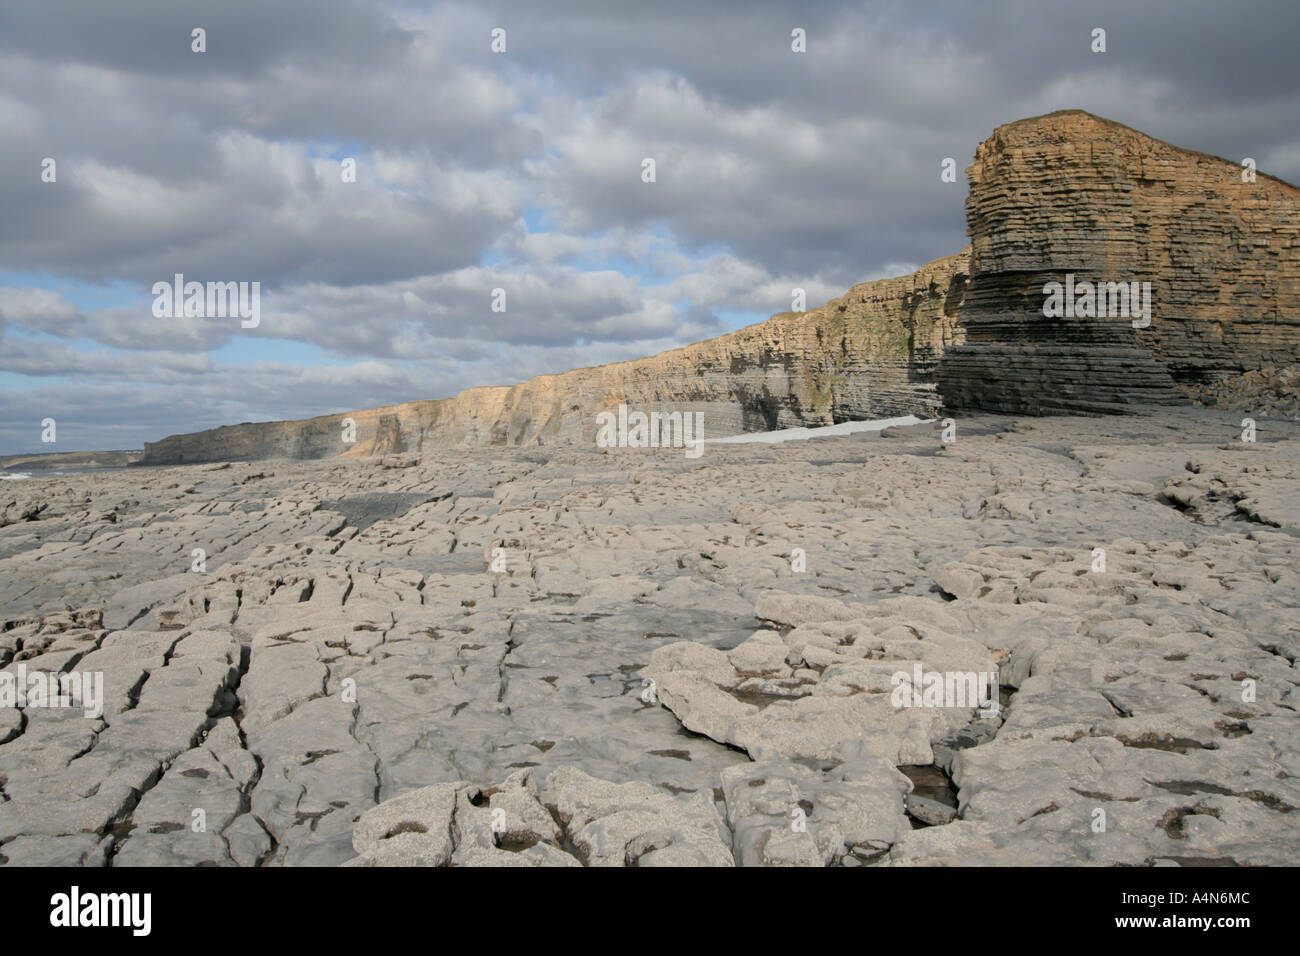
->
[1,408,1297,866]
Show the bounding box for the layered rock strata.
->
[938,110,1300,413]
[142,251,969,463]
[138,110,1299,464]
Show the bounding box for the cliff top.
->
[989,109,1300,192]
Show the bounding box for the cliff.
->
[140,110,1300,465]
[937,110,1300,414]
[143,250,970,462]
[0,450,142,472]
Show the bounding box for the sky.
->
[1,0,1297,454]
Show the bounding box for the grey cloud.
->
[0,1,411,77]
[0,287,80,337]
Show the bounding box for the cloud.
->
[0,287,80,336]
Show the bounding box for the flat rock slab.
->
[318,492,447,532]
[0,409,1297,866]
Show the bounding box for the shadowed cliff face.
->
[140,110,1300,465]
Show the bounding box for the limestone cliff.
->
[937,110,1300,414]
[140,110,1299,465]
[143,251,970,462]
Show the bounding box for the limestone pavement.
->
[1,408,1297,866]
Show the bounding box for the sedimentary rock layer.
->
[937,110,1300,413]
[142,251,970,463]
[139,110,1299,464]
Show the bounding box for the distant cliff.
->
[143,250,970,463]
[0,450,142,472]
[140,110,1300,465]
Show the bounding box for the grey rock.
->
[904,794,958,826]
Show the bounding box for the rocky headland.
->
[137,110,1300,467]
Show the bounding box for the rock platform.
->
[2,408,1297,866]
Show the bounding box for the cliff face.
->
[937,110,1300,413]
[139,403,440,465]
[143,251,970,463]
[140,110,1300,465]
